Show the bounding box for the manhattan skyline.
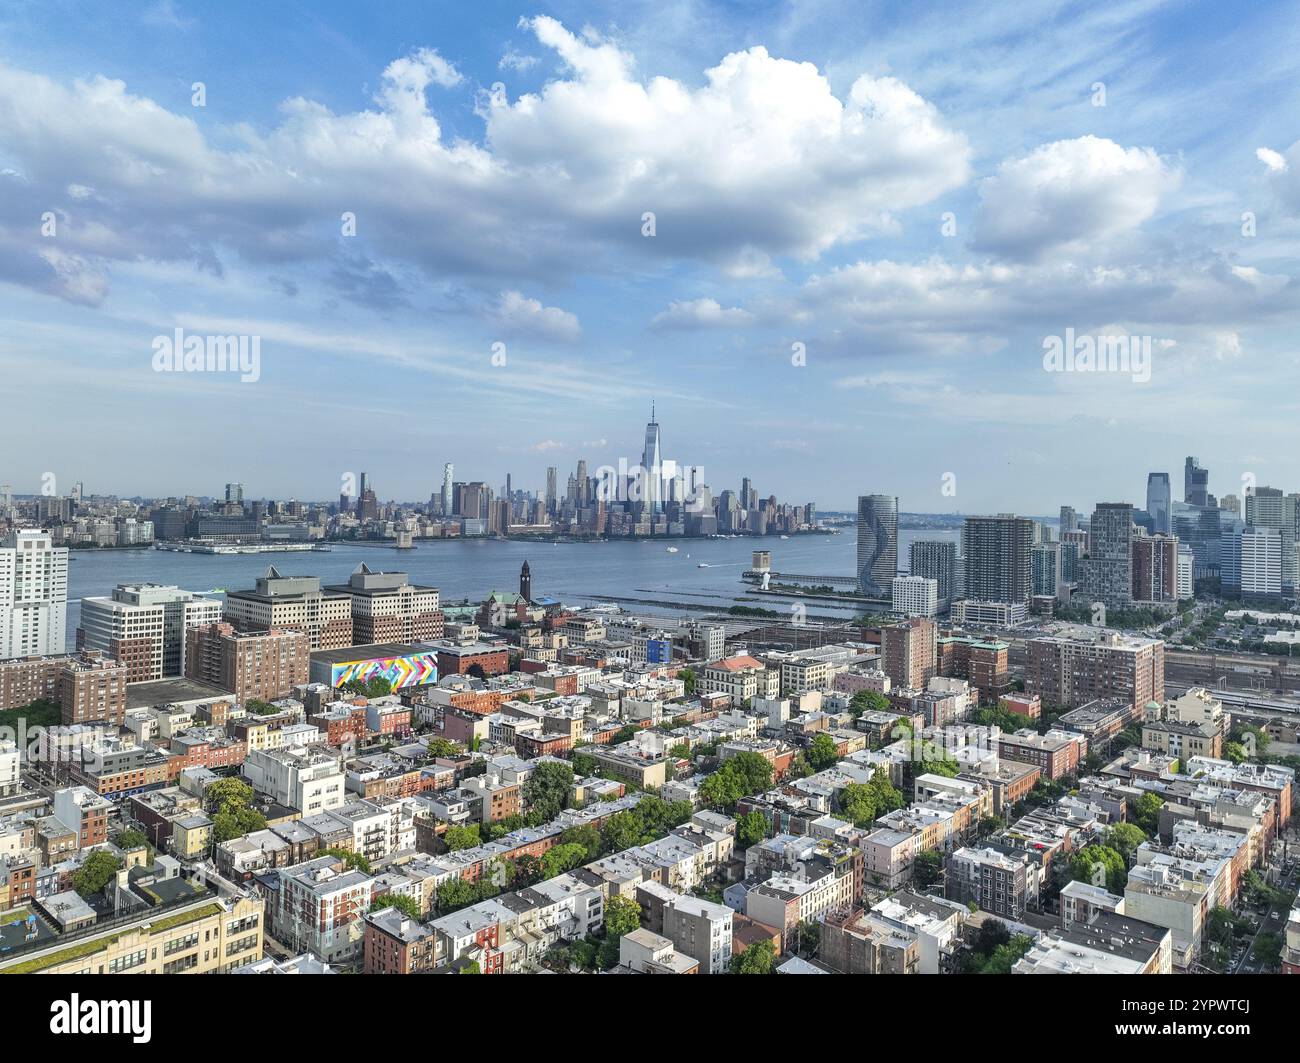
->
[1,1,1298,510]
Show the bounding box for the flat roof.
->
[126,676,232,710]
[310,643,433,665]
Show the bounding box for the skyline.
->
[1,1,1299,510]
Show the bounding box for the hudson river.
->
[62,529,959,649]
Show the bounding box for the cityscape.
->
[0,0,1297,1028]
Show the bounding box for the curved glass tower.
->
[857,495,898,598]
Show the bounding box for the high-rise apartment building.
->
[1132,532,1179,603]
[962,515,1032,604]
[0,529,69,658]
[881,617,937,690]
[909,540,957,605]
[1080,503,1134,610]
[78,583,222,682]
[1244,486,1296,593]
[1031,542,1062,599]
[1221,525,1282,600]
[441,463,454,517]
[1059,506,1078,534]
[857,495,899,599]
[891,576,939,619]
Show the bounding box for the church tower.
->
[520,560,532,603]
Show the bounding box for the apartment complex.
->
[78,583,222,682]
[1025,630,1164,713]
[0,529,69,658]
[185,622,311,702]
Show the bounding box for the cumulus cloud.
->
[1256,146,1288,173]
[974,135,1181,260]
[651,297,753,330]
[1256,139,1300,214]
[493,290,581,342]
[0,19,969,305]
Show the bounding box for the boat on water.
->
[698,562,710,568]
[780,534,790,540]
[666,547,679,553]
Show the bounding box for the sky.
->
[1,0,1299,514]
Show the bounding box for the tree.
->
[729,940,776,974]
[205,778,256,813]
[560,824,602,863]
[523,761,574,821]
[1069,844,1127,893]
[605,894,642,939]
[1103,822,1147,863]
[513,854,543,887]
[244,698,279,715]
[425,737,463,759]
[73,851,123,898]
[572,751,598,776]
[444,824,481,851]
[1131,792,1164,837]
[979,934,1034,974]
[849,689,891,718]
[807,733,840,771]
[735,810,769,849]
[540,842,587,879]
[322,847,372,874]
[458,959,482,974]
[113,829,149,851]
[678,667,696,695]
[370,893,421,919]
[1252,932,1283,968]
[206,778,267,842]
[365,676,393,698]
[600,811,647,854]
[913,849,944,888]
[796,919,821,958]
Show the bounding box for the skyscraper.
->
[1059,506,1078,534]
[0,529,69,658]
[909,540,957,605]
[1184,456,1211,507]
[545,467,557,517]
[441,463,454,517]
[1146,473,1171,535]
[962,515,1033,603]
[642,402,662,511]
[856,495,898,599]
[1244,486,1296,593]
[1080,502,1134,609]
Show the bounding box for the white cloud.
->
[1256,147,1288,173]
[493,290,582,342]
[651,297,753,330]
[0,19,970,305]
[975,135,1181,260]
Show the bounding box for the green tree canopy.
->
[729,940,776,974]
[370,893,421,919]
[73,851,123,898]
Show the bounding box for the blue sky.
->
[2,0,1299,514]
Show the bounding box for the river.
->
[62,528,960,648]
